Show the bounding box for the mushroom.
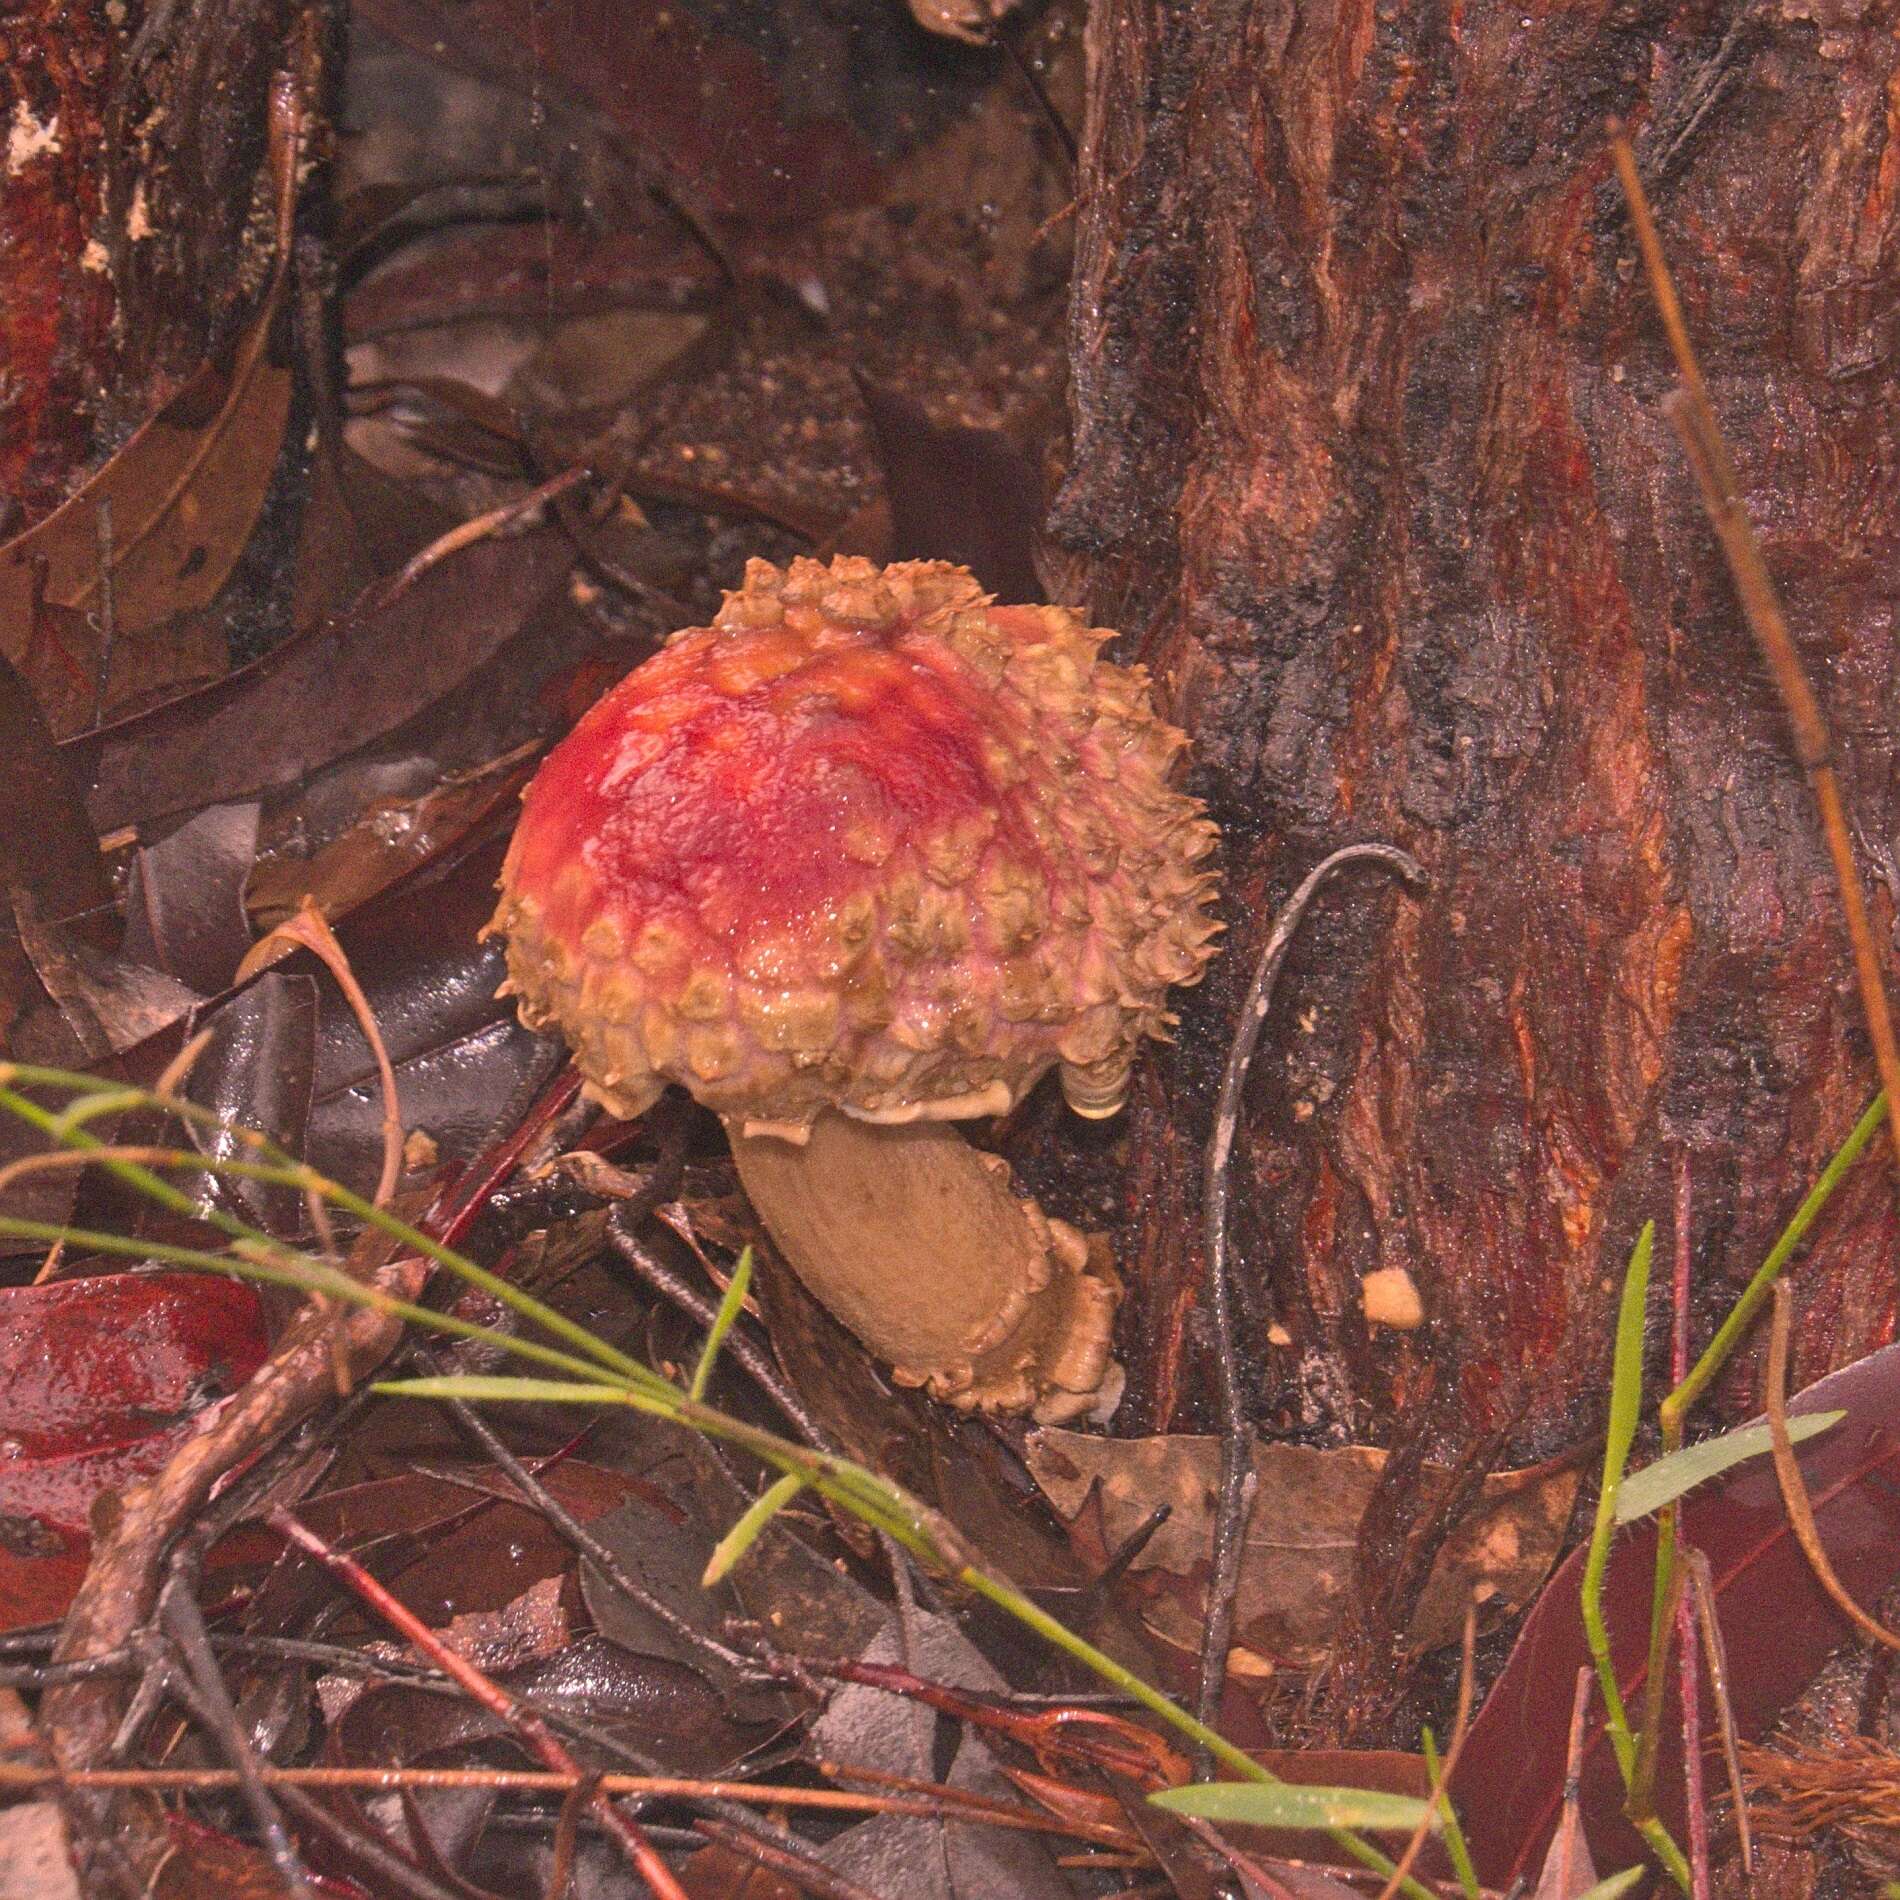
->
[487,556,1220,1422]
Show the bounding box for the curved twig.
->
[1192,842,1426,1743]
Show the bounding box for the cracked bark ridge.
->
[0,4,117,519]
[0,0,306,521]
[1057,1,1900,1448]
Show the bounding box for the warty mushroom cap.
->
[487,556,1221,1421]
[489,555,1221,1133]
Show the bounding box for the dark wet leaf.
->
[237,1462,648,1680]
[0,289,293,732]
[122,801,261,994]
[1454,1342,1900,1885]
[156,1813,370,1900]
[808,1609,1073,1900]
[578,1487,800,1729]
[295,836,566,1196]
[356,0,880,226]
[182,972,319,1233]
[246,750,534,932]
[51,832,558,1248]
[857,378,1045,603]
[68,524,576,832]
[13,895,198,1058]
[0,1271,267,1630]
[0,650,113,1047]
[350,376,534,483]
[340,1632,771,1781]
[677,1844,804,1900]
[290,444,458,635]
[342,211,723,348]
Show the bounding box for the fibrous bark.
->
[0,0,304,517]
[1056,3,1900,1451]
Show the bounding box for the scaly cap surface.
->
[489,556,1220,1127]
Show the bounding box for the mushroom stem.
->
[726,1110,1122,1424]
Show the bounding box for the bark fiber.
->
[1056,2,1900,1450]
[0,0,303,520]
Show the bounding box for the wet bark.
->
[0,0,305,520]
[1055,2,1900,1452]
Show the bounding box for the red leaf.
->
[1453,1341,1900,1883]
[0,1271,267,1629]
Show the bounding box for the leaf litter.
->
[0,3,1890,1896]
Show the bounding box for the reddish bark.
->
[0,0,303,523]
[1056,4,1900,1452]
[0,5,118,519]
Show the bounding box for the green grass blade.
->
[1575,1870,1647,1900]
[1149,1781,1430,1832]
[1616,1411,1844,1523]
[375,1376,652,1406]
[703,1470,804,1585]
[691,1247,752,1401]
[1420,1727,1480,1900]
[1666,1090,1885,1430]
[1582,1221,1653,1786]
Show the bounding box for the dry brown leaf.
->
[0,296,291,708]
[244,744,536,928]
[1027,1429,1578,1666]
[0,79,302,724]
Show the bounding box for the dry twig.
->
[1194,843,1423,1744]
[270,1506,692,1900]
[1763,1281,1900,1651]
[1611,130,1900,1173]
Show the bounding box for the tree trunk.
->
[1054,4,1900,1453]
[0,0,305,517]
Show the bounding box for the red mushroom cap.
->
[490,556,1219,1128]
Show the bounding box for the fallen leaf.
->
[857,378,1046,604]
[677,1843,803,1900]
[0,1802,78,1900]
[295,836,567,1194]
[245,748,535,930]
[0,280,292,724]
[356,0,880,225]
[809,1609,1074,1900]
[905,0,1022,43]
[317,1574,569,1725]
[340,1632,775,1781]
[0,1271,268,1630]
[181,972,319,1234]
[155,1814,369,1900]
[13,897,198,1057]
[0,652,113,1042]
[1453,1341,1900,1885]
[121,801,262,994]
[1028,1428,1578,1666]
[289,444,458,634]
[67,523,576,832]
[343,217,723,351]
